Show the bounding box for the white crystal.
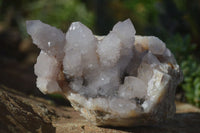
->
[134,35,149,52]
[63,22,98,77]
[97,32,121,67]
[93,98,109,110]
[109,98,136,114]
[36,77,61,94]
[137,63,153,83]
[112,19,135,48]
[148,36,166,55]
[119,76,147,99]
[161,48,177,64]
[142,52,160,66]
[26,20,65,60]
[34,51,59,79]
[34,51,61,94]
[134,36,166,55]
[69,78,83,92]
[63,50,82,76]
[86,68,119,97]
[137,52,160,84]
[65,22,96,55]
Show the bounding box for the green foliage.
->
[22,0,94,37]
[25,0,94,30]
[166,34,196,62]
[166,34,200,107]
[0,0,94,38]
[123,0,159,33]
[47,94,68,105]
[181,56,200,107]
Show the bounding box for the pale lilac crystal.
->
[112,19,136,48]
[34,51,61,94]
[34,51,59,79]
[148,36,166,55]
[27,18,182,126]
[109,98,137,114]
[97,32,121,67]
[26,20,65,60]
[119,76,147,99]
[63,22,98,77]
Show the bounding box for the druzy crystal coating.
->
[27,19,182,126]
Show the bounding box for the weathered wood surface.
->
[0,86,200,133]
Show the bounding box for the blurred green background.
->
[0,0,199,107]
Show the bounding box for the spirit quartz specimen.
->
[26,19,183,126]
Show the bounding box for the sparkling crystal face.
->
[27,19,182,126]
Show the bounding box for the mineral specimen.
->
[26,19,183,126]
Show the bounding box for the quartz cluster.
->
[27,19,182,126]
